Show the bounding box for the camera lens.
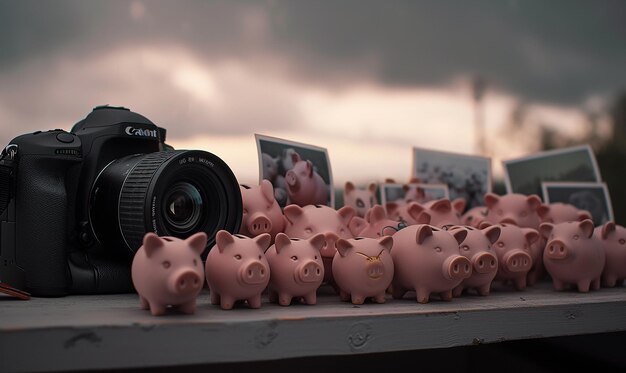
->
[89,150,242,258]
[163,182,203,233]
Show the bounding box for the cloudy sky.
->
[1,0,624,186]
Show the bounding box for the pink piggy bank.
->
[449,225,500,296]
[413,198,466,229]
[537,202,592,224]
[540,220,605,292]
[461,206,488,228]
[285,152,329,207]
[595,222,626,287]
[348,204,406,238]
[481,223,537,290]
[131,232,207,316]
[205,231,271,309]
[283,204,355,286]
[391,224,471,303]
[343,181,378,218]
[265,233,326,306]
[239,180,286,242]
[333,236,394,304]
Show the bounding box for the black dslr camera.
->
[0,105,242,296]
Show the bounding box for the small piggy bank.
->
[391,224,471,303]
[540,220,606,292]
[481,223,537,291]
[283,204,356,286]
[348,204,406,238]
[265,233,326,306]
[537,202,592,224]
[461,206,488,228]
[285,152,329,207]
[332,236,394,304]
[595,221,626,287]
[205,231,271,309]
[413,198,466,229]
[239,180,286,242]
[343,181,378,218]
[131,232,207,316]
[448,225,500,296]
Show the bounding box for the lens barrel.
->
[89,150,242,258]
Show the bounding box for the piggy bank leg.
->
[220,295,236,310]
[247,294,262,309]
[209,288,220,305]
[178,299,197,315]
[602,274,617,288]
[302,291,317,305]
[577,279,591,293]
[139,296,150,310]
[339,290,350,302]
[415,288,431,304]
[390,284,407,300]
[278,292,293,306]
[148,302,167,316]
[439,290,453,301]
[350,294,365,305]
[513,277,527,291]
[373,292,386,304]
[591,278,601,291]
[452,285,464,298]
[477,283,491,296]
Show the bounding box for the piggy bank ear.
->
[451,228,468,245]
[600,221,616,240]
[407,202,426,220]
[283,204,303,225]
[309,233,326,252]
[290,151,302,165]
[215,230,235,253]
[416,211,432,225]
[526,194,542,211]
[254,233,272,252]
[430,199,452,213]
[378,236,393,251]
[578,210,592,222]
[369,205,387,223]
[274,233,291,254]
[451,198,466,215]
[481,225,501,244]
[336,238,354,257]
[260,179,275,204]
[368,182,378,194]
[348,216,366,237]
[579,219,595,238]
[385,202,399,217]
[305,160,314,177]
[402,184,410,193]
[478,221,494,230]
[415,224,433,245]
[345,181,355,195]
[539,223,554,240]
[537,204,550,220]
[484,193,500,209]
[186,232,208,255]
[523,228,540,245]
[337,205,356,225]
[143,233,164,258]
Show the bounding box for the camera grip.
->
[15,155,77,296]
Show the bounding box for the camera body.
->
[0,105,242,296]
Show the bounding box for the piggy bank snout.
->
[169,269,203,294]
[239,261,268,284]
[248,214,272,235]
[545,239,568,260]
[503,249,532,272]
[285,171,298,187]
[297,260,324,283]
[499,217,518,225]
[320,232,340,258]
[472,252,498,274]
[366,260,385,279]
[443,255,472,280]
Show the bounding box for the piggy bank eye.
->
[258,254,262,260]
[243,209,248,215]
[497,242,504,248]
[193,259,198,266]
[620,239,626,245]
[520,211,528,217]
[434,247,442,252]
[162,261,171,269]
[339,228,346,234]
[356,199,365,208]
[314,255,318,259]
[573,235,580,240]
[234,254,242,260]
[291,255,298,261]
[461,245,470,251]
[305,227,313,234]
[486,245,491,251]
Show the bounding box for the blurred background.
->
[1,0,625,222]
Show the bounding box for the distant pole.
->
[472,76,487,155]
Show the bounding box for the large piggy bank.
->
[480,222,537,291]
[540,220,606,292]
[265,233,326,306]
[449,225,500,297]
[595,221,626,287]
[131,232,207,316]
[284,152,329,207]
[333,236,394,304]
[348,204,406,238]
[461,206,488,228]
[412,198,466,229]
[537,202,592,224]
[239,179,286,242]
[391,224,471,303]
[283,204,356,286]
[343,181,378,218]
[205,231,271,309]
